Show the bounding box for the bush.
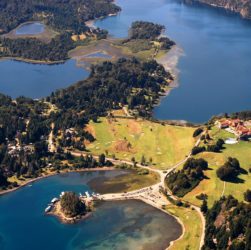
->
[216,157,241,181]
[244,189,251,202]
[192,146,206,155]
[193,128,203,137]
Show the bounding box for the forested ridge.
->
[189,0,251,19]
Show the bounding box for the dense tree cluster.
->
[0,95,53,189]
[0,0,120,34]
[60,192,86,217]
[166,158,208,197]
[216,157,241,181]
[206,138,225,153]
[203,195,251,250]
[0,33,75,61]
[192,138,225,155]
[130,21,164,40]
[123,21,175,52]
[49,58,171,127]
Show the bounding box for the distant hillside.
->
[192,0,251,19]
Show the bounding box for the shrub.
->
[191,146,206,155]
[216,157,241,181]
[193,128,203,137]
[244,189,251,202]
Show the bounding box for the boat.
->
[45,205,52,213]
[51,198,59,203]
[60,191,65,198]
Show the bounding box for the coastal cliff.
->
[190,0,251,19]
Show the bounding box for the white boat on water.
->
[45,205,52,213]
[51,198,59,203]
[60,191,65,198]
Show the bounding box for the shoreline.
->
[0,56,66,65]
[101,196,185,250]
[47,200,93,224]
[155,45,184,103]
[0,167,115,196]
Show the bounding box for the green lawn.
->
[184,126,251,207]
[166,205,202,250]
[86,117,195,170]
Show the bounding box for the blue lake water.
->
[0,171,181,250]
[0,59,88,98]
[95,0,251,123]
[15,22,45,35]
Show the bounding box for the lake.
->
[95,0,251,123]
[0,59,88,98]
[15,22,45,35]
[0,171,182,250]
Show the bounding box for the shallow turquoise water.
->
[0,59,88,98]
[95,0,251,123]
[0,171,182,250]
[15,22,45,35]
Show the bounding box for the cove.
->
[15,22,45,35]
[0,59,88,98]
[0,171,182,250]
[95,0,251,123]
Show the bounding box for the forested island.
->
[48,192,93,223]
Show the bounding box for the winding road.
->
[69,133,206,249]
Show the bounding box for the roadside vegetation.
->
[166,158,208,197]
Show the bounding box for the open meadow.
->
[86,117,195,170]
[184,126,251,207]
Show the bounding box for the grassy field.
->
[86,117,195,170]
[166,205,202,250]
[184,126,251,207]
